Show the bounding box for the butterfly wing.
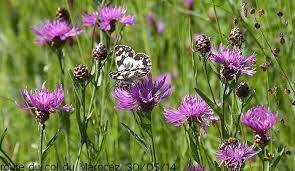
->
[111,45,152,82]
[133,53,152,71]
[114,45,135,71]
[109,68,150,82]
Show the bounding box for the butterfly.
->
[109,45,152,82]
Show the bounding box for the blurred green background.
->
[0,0,294,170]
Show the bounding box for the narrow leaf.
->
[41,129,61,163]
[271,147,285,169]
[121,122,150,152]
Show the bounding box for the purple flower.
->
[215,141,258,171]
[185,166,205,171]
[112,74,172,112]
[147,13,166,34]
[164,96,218,130]
[184,0,194,10]
[16,82,73,123]
[241,105,277,142]
[32,20,82,49]
[211,45,256,80]
[83,6,135,32]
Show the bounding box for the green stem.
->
[234,101,244,137]
[150,127,157,169]
[212,0,224,44]
[202,57,216,104]
[221,83,228,139]
[39,123,45,171]
[74,144,83,171]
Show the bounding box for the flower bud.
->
[236,82,250,98]
[73,64,89,82]
[229,28,243,47]
[92,43,108,61]
[56,7,70,23]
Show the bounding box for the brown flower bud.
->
[250,9,255,15]
[236,82,250,98]
[229,28,243,47]
[258,9,265,17]
[73,64,89,82]
[254,23,261,29]
[277,11,283,17]
[194,34,211,55]
[92,43,108,61]
[260,62,271,71]
[56,7,70,23]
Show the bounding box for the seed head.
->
[273,48,280,57]
[260,62,271,71]
[73,64,89,82]
[250,9,255,15]
[280,37,285,44]
[258,9,265,17]
[255,23,261,29]
[229,28,243,47]
[284,88,290,95]
[56,7,70,23]
[236,82,250,98]
[277,11,283,17]
[92,43,108,61]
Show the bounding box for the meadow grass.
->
[0,0,294,170]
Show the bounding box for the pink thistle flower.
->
[215,141,258,171]
[241,105,277,143]
[82,6,135,32]
[164,95,218,130]
[16,82,73,123]
[211,45,256,80]
[112,74,172,112]
[32,20,82,49]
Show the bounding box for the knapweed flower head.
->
[164,95,218,130]
[82,6,135,32]
[147,13,166,34]
[185,166,205,171]
[184,0,194,10]
[211,45,256,80]
[32,20,82,49]
[112,74,172,112]
[16,82,73,123]
[215,140,258,171]
[241,105,277,143]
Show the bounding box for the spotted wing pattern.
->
[110,45,152,81]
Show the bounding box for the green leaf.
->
[121,122,150,153]
[195,87,222,116]
[41,129,61,163]
[0,128,7,148]
[271,147,285,170]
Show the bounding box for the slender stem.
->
[57,50,65,88]
[221,83,228,139]
[212,0,224,44]
[0,149,15,166]
[74,144,83,171]
[150,128,157,168]
[234,101,244,137]
[39,123,45,171]
[202,57,216,104]
[56,49,71,162]
[262,146,270,171]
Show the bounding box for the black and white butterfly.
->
[109,45,152,82]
